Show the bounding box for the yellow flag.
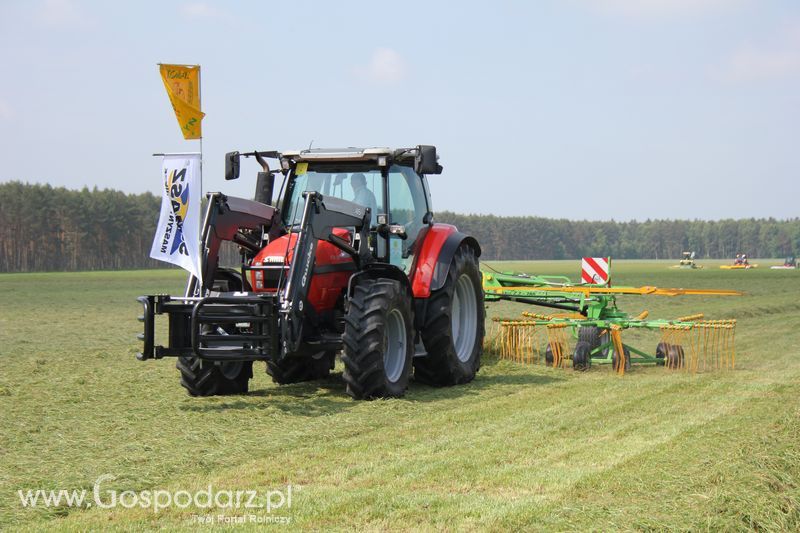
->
[159,64,205,140]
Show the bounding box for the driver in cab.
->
[350,173,377,225]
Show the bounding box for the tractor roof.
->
[282,147,395,162]
[279,146,442,174]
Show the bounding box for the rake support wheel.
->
[666,344,685,369]
[578,326,600,349]
[612,346,631,372]
[545,342,564,367]
[572,341,591,371]
[655,341,669,360]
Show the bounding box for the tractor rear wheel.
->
[341,278,414,399]
[573,341,591,370]
[415,244,485,386]
[266,351,336,385]
[177,356,253,397]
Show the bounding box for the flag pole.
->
[197,64,204,296]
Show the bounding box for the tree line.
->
[0,182,163,272]
[437,212,800,261]
[0,182,797,273]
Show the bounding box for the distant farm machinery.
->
[483,259,740,375]
[720,254,757,270]
[771,257,797,270]
[671,251,703,269]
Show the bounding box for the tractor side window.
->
[388,167,428,270]
[283,172,329,225]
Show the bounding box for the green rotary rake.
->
[483,261,740,376]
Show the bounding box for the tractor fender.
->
[348,263,413,299]
[411,224,481,299]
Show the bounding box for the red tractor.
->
[137,146,484,399]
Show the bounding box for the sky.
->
[0,0,798,221]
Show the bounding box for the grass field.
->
[1,260,799,531]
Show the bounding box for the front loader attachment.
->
[136,192,281,362]
[136,294,280,362]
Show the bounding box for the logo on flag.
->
[159,64,204,140]
[581,257,610,285]
[150,155,202,280]
[165,169,191,255]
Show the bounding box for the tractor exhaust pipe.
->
[254,152,274,205]
[255,171,274,205]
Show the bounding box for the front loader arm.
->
[280,191,371,356]
[190,193,277,295]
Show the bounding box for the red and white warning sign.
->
[581,257,610,285]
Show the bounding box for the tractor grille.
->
[244,264,287,292]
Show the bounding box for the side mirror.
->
[224,151,240,180]
[414,145,443,175]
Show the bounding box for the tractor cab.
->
[275,147,438,274]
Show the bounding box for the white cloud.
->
[180,2,224,19]
[717,24,800,82]
[354,48,409,85]
[723,47,800,81]
[582,0,748,19]
[0,98,13,120]
[37,0,90,27]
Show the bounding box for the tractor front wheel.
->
[177,270,254,396]
[415,244,485,386]
[266,352,336,385]
[177,357,253,397]
[341,278,414,399]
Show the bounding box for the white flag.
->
[150,154,202,280]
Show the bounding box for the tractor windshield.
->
[282,168,386,227]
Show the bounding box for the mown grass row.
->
[1,263,798,530]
